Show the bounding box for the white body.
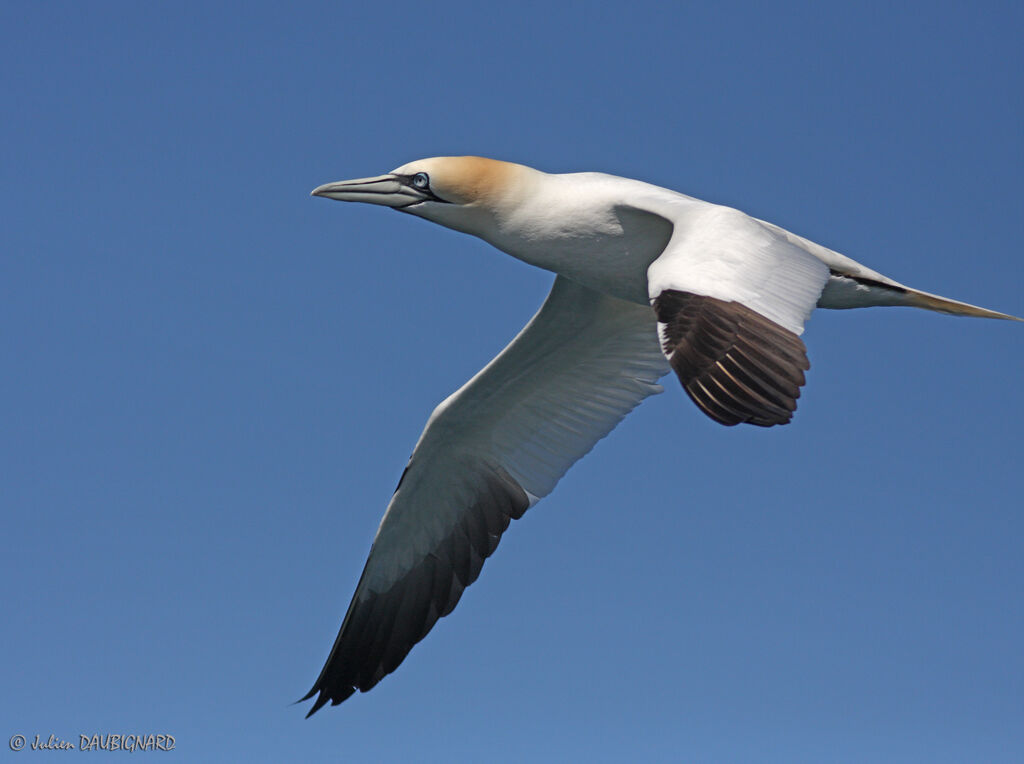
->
[302,156,1017,714]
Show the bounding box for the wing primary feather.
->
[302,467,530,714]
[653,289,811,426]
[718,352,796,410]
[711,360,789,419]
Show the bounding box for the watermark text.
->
[9,733,175,752]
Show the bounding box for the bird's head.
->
[311,156,532,237]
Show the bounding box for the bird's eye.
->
[411,172,430,189]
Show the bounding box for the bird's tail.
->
[817,270,1021,321]
[902,287,1022,321]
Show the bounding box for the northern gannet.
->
[302,156,1018,715]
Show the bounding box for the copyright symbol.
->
[10,734,25,751]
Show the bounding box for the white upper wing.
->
[303,275,668,714]
[645,204,831,426]
[648,205,830,335]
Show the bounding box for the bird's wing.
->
[303,275,668,715]
[645,204,831,426]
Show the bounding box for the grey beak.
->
[311,174,424,208]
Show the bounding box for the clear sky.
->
[3,2,1023,762]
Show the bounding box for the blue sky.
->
[3,2,1023,761]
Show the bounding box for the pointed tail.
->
[903,287,1022,321]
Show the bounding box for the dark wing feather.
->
[302,465,529,716]
[653,289,811,427]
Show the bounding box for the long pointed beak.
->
[311,174,424,208]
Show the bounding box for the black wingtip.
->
[299,683,358,718]
[296,682,325,718]
[302,689,330,718]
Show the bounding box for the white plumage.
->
[301,156,1018,715]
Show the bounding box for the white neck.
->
[409,170,683,303]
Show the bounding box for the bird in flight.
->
[302,156,1018,715]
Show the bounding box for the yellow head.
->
[312,156,527,209]
[388,156,525,207]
